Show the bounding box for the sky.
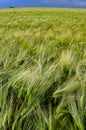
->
[0,0,86,8]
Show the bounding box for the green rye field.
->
[0,8,86,130]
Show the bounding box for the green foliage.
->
[0,8,86,130]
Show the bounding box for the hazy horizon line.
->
[0,6,86,9]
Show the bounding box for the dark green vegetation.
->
[0,8,86,130]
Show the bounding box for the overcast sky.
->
[0,0,86,8]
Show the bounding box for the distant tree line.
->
[9,7,14,8]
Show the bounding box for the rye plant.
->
[0,8,86,130]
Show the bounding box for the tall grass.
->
[0,8,86,130]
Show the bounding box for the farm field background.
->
[0,8,86,130]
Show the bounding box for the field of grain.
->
[0,8,86,130]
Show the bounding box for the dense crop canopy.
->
[0,8,86,130]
